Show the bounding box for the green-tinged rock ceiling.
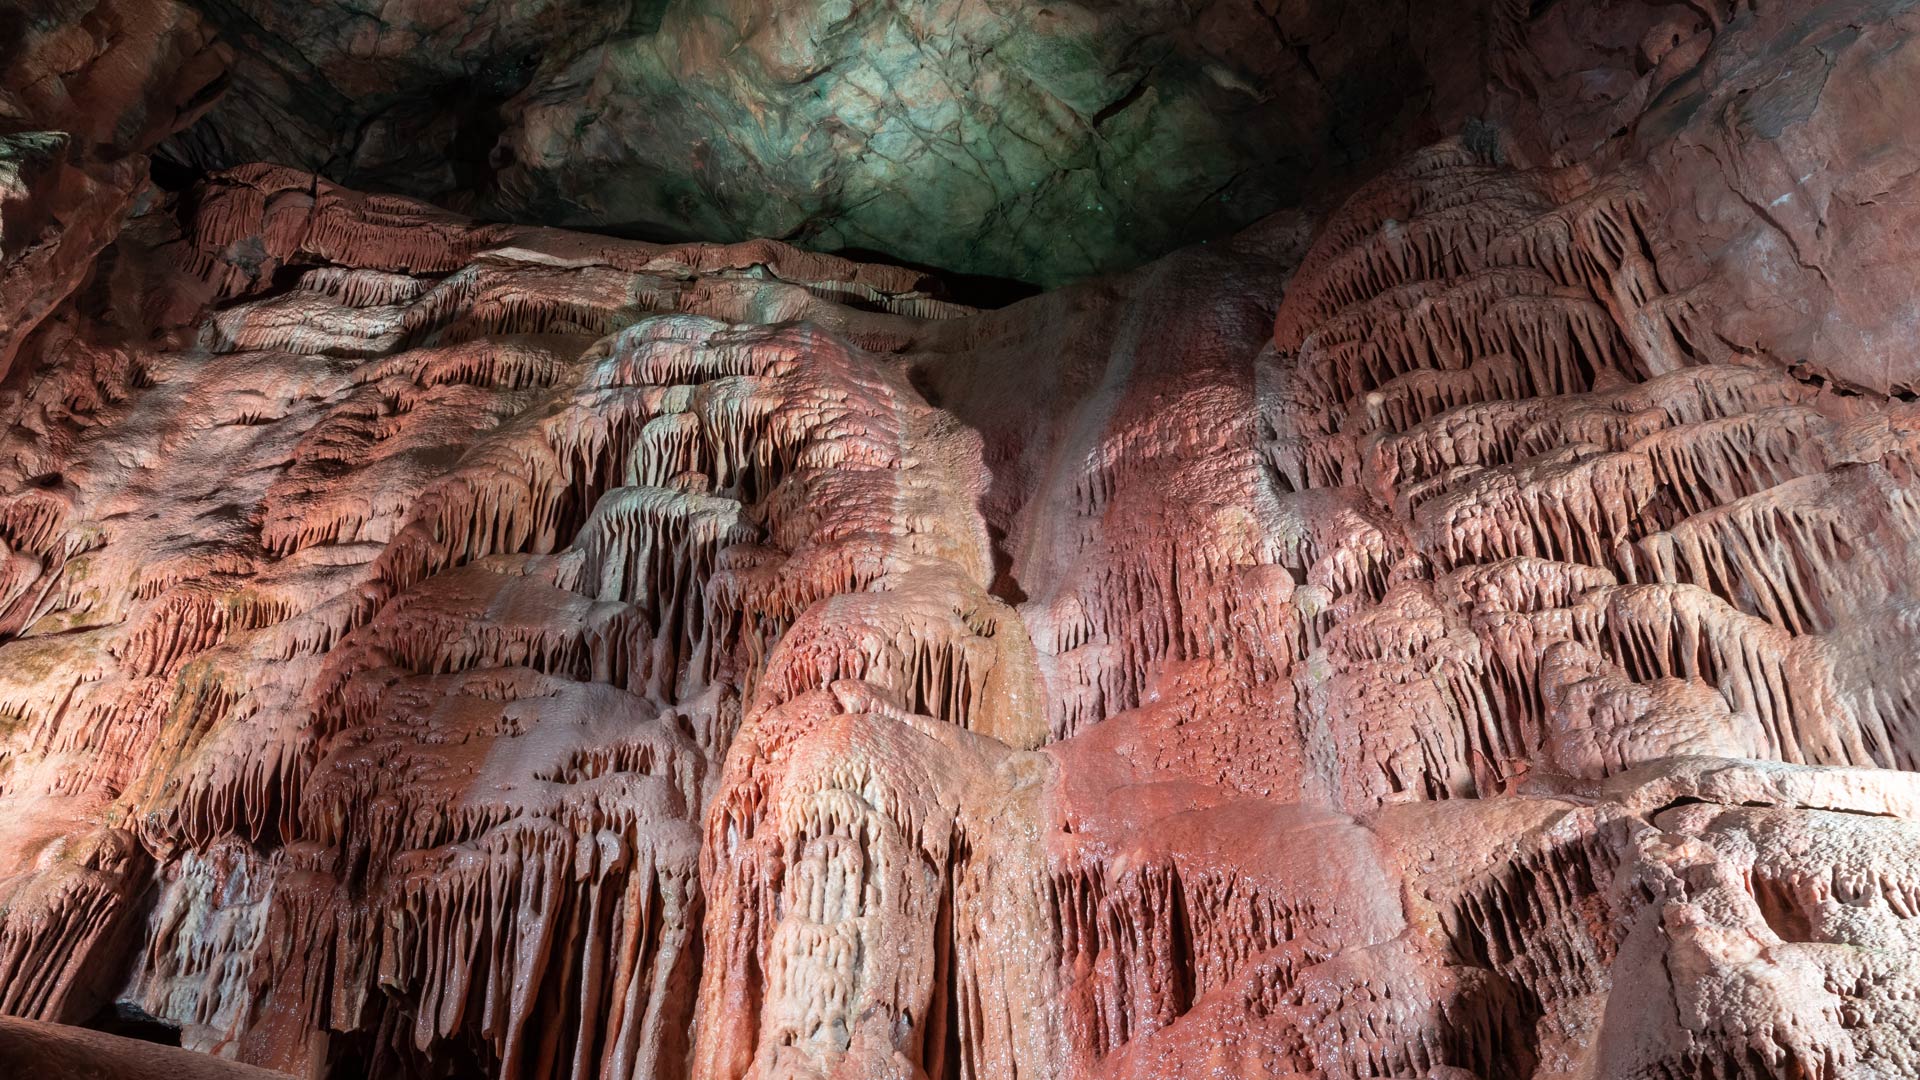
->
[158,0,1491,286]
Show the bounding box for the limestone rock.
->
[159,0,1489,286]
[1,0,1920,1078]
[0,1015,288,1080]
[0,0,226,379]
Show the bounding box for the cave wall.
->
[4,1,1920,1078]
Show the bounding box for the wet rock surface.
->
[4,1,1920,1078]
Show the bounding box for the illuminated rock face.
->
[7,1,1920,1078]
[156,0,1487,287]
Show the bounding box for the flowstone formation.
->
[6,0,1920,1078]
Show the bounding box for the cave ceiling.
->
[154,0,1499,287]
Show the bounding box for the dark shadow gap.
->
[829,247,1045,309]
[81,1001,183,1047]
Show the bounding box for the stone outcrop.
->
[0,0,226,381]
[0,1015,286,1080]
[156,0,1489,286]
[5,1,1920,1078]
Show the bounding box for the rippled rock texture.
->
[7,0,1920,1078]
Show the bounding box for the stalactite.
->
[6,35,1920,1073]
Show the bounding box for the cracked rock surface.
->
[156,0,1489,287]
[6,1,1920,1079]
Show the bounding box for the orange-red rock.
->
[3,2,1920,1079]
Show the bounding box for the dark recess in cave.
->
[81,1002,182,1047]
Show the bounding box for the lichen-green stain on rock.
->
[163,0,1485,287]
